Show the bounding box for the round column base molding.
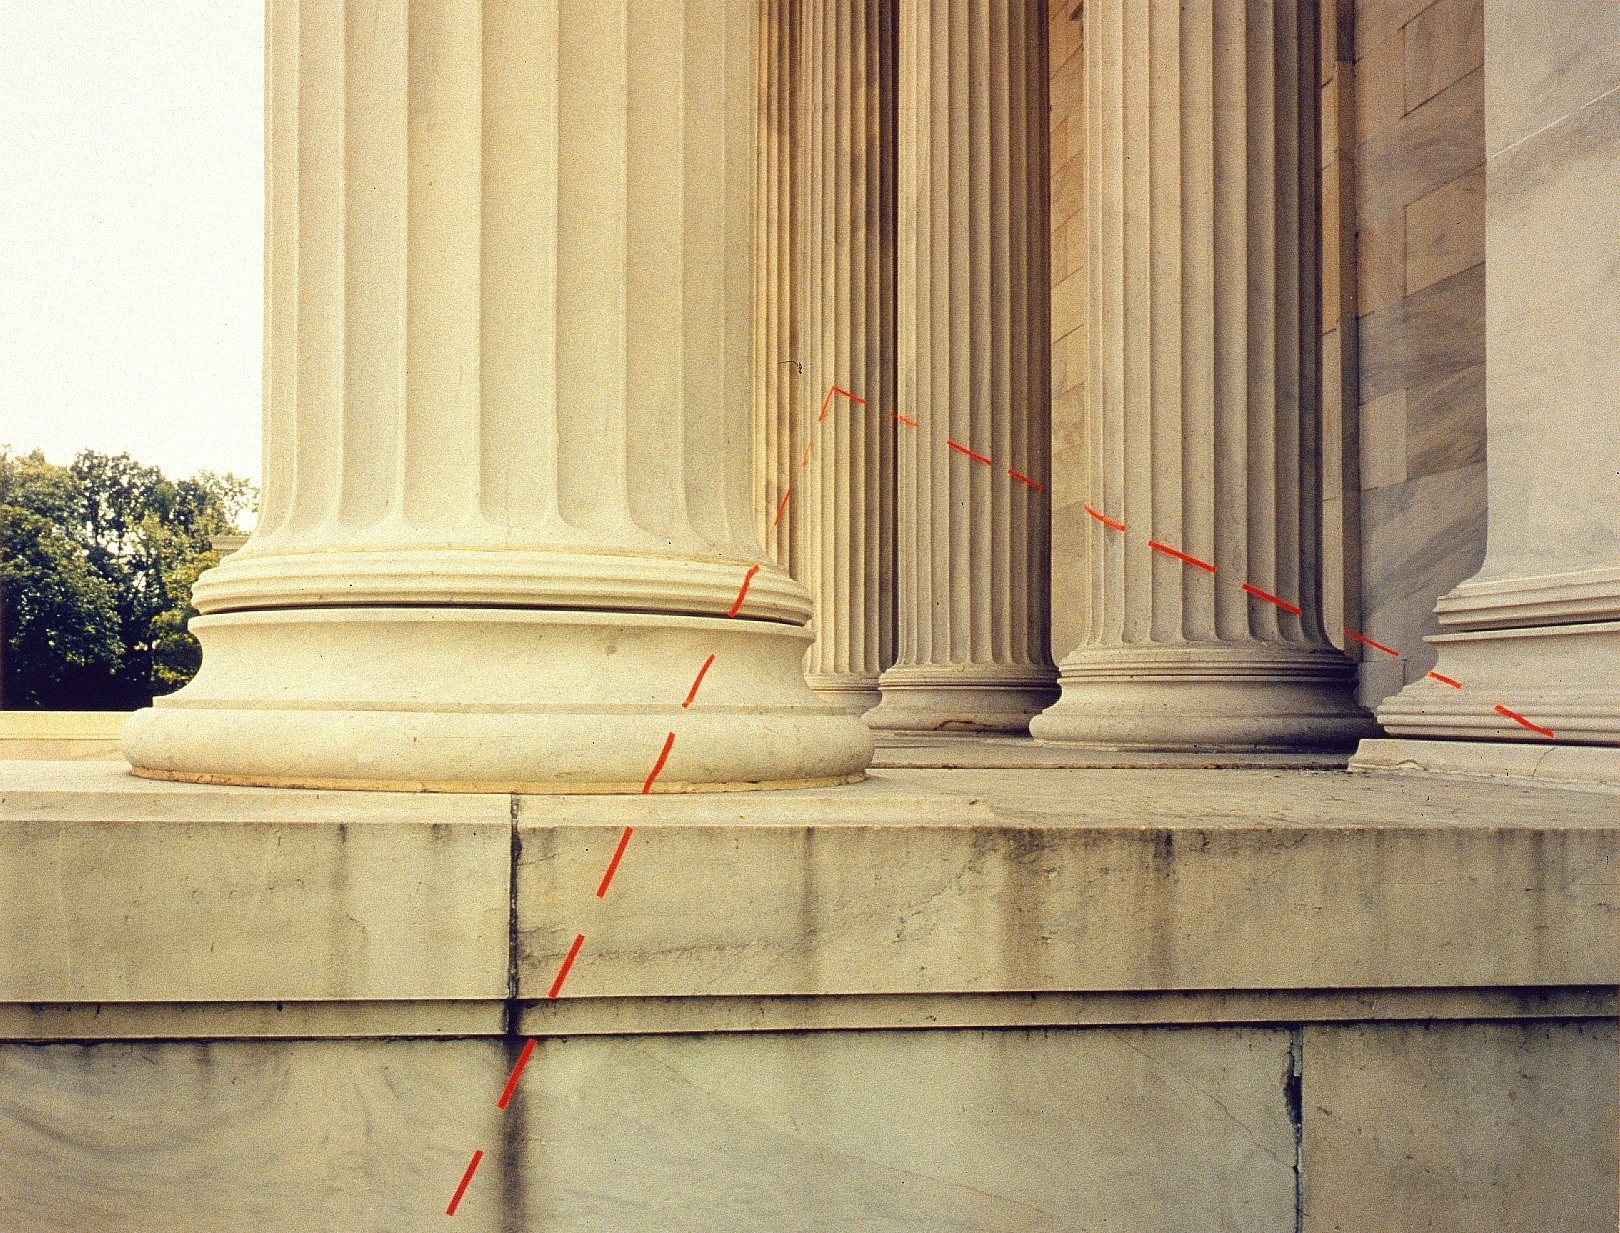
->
[805,675,884,716]
[1030,643,1376,752]
[866,666,1060,734]
[122,607,873,793]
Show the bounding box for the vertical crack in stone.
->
[1286,1025,1304,1232]
[505,795,522,1035]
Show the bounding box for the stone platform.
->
[0,759,1613,1231]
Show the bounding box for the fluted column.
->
[122,0,873,792]
[754,0,799,573]
[867,0,1057,733]
[795,0,897,713]
[1030,0,1373,750]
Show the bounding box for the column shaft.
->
[1030,0,1373,751]
[754,0,799,573]
[868,0,1057,733]
[795,0,898,713]
[123,0,873,792]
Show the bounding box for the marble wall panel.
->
[1357,263,1484,406]
[0,1028,1298,1233]
[1404,167,1483,294]
[1483,0,1620,155]
[0,1038,507,1233]
[1403,0,1483,110]
[1405,361,1484,479]
[1303,1020,1619,1233]
[1357,462,1486,703]
[1481,84,1620,581]
[1356,67,1483,222]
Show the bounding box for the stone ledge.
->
[0,761,1614,1021]
[1351,736,1620,788]
[515,768,1619,998]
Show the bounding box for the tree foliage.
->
[0,449,256,709]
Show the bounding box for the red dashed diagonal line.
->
[1241,583,1303,616]
[1345,629,1401,657]
[1007,468,1043,491]
[726,565,760,617]
[772,489,792,526]
[496,1039,537,1110]
[547,934,585,999]
[1084,503,1127,531]
[1148,539,1217,574]
[445,1149,483,1216]
[1427,671,1463,688]
[946,439,994,466]
[596,826,636,898]
[641,731,677,793]
[1495,704,1555,739]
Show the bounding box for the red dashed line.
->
[772,489,793,526]
[818,384,867,421]
[445,1149,483,1216]
[947,439,994,466]
[800,440,814,469]
[1345,628,1401,657]
[1148,539,1217,574]
[1427,671,1464,689]
[682,654,715,709]
[1084,503,1128,532]
[892,411,919,428]
[641,731,677,793]
[1241,583,1303,616]
[596,826,636,898]
[726,565,760,617]
[496,1039,537,1110]
[1495,704,1555,739]
[1007,468,1043,491]
[547,933,585,1000]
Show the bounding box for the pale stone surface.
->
[0,1039,507,1233]
[1374,5,1620,746]
[0,1029,1297,1233]
[5,760,1613,1012]
[870,0,1057,733]
[120,0,873,792]
[1353,737,1620,789]
[1302,1020,1620,1233]
[512,767,1619,1000]
[1031,0,1374,752]
[0,762,509,1003]
[0,711,125,761]
[794,0,898,714]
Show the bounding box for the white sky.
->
[0,2,264,485]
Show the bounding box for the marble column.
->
[796,0,897,714]
[122,0,873,792]
[1371,0,1620,750]
[1029,0,1373,750]
[866,0,1057,733]
[754,0,800,574]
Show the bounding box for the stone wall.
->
[1350,0,1488,707]
[0,761,1614,1230]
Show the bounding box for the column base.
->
[1029,644,1376,752]
[866,667,1059,734]
[805,675,883,716]
[122,608,874,793]
[1375,619,1620,745]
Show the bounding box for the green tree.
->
[0,448,256,709]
